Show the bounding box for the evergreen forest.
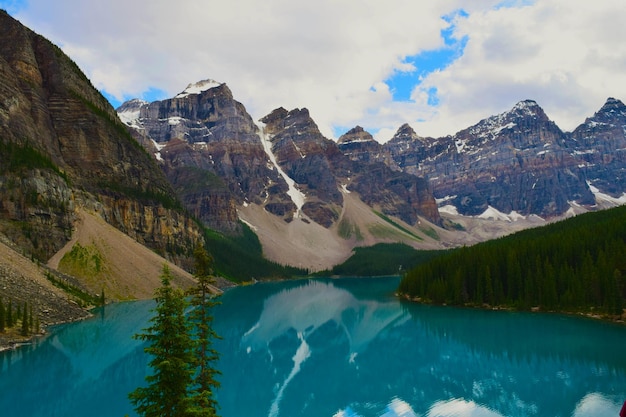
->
[325,243,445,277]
[398,205,626,316]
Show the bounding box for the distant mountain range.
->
[118,79,626,268]
[380,97,626,218]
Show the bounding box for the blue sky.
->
[4,0,626,142]
[385,9,468,104]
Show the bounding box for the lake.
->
[1,276,625,416]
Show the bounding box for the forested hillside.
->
[398,206,626,316]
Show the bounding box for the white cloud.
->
[414,0,626,137]
[11,0,626,141]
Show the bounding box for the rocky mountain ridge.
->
[118,75,626,269]
[119,83,440,233]
[378,98,626,218]
[0,10,204,297]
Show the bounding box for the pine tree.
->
[187,246,221,416]
[0,297,5,332]
[29,304,34,332]
[7,299,13,328]
[129,265,196,417]
[21,302,29,336]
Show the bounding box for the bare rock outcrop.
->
[0,10,203,265]
[385,100,596,217]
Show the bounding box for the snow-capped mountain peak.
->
[511,99,541,115]
[117,98,148,128]
[175,79,222,98]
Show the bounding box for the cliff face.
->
[119,81,295,232]
[338,125,397,168]
[384,100,597,217]
[569,97,626,196]
[0,10,202,262]
[120,85,441,232]
[261,107,345,226]
[261,107,440,227]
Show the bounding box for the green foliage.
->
[130,259,222,417]
[6,299,12,328]
[0,297,38,336]
[329,243,446,277]
[399,205,626,316]
[0,140,69,183]
[97,180,183,211]
[373,211,423,241]
[29,304,34,332]
[44,271,100,307]
[187,246,221,416]
[58,242,104,278]
[130,266,196,417]
[205,223,307,282]
[21,302,29,336]
[0,298,5,332]
[337,218,363,241]
[171,167,227,196]
[419,225,439,240]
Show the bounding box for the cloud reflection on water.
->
[214,277,626,417]
[242,279,406,360]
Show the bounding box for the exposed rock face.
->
[261,107,344,226]
[0,10,202,262]
[119,82,294,232]
[384,100,596,217]
[121,89,441,231]
[338,126,393,166]
[569,97,626,196]
[384,124,444,173]
[261,108,440,227]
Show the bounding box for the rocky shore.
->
[0,241,91,351]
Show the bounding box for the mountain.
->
[383,99,625,218]
[569,97,626,198]
[119,84,441,270]
[118,81,292,233]
[118,74,626,270]
[0,10,203,304]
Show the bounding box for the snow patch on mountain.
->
[117,99,147,129]
[151,139,166,161]
[166,116,184,126]
[438,205,459,216]
[175,79,222,98]
[478,206,526,222]
[256,121,306,216]
[587,181,626,206]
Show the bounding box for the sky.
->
[3,0,626,142]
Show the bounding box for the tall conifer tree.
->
[0,298,5,332]
[21,302,29,336]
[187,246,221,416]
[7,299,13,328]
[129,265,195,417]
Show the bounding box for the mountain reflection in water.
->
[213,277,626,417]
[1,276,625,417]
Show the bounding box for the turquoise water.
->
[1,276,626,416]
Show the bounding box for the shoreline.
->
[0,306,95,353]
[397,293,626,325]
[0,275,233,353]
